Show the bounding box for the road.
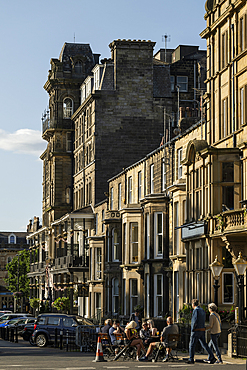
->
[0,338,246,370]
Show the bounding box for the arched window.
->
[7,256,12,264]
[74,61,83,74]
[112,278,119,313]
[63,98,73,118]
[112,228,120,262]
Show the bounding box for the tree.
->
[5,249,30,297]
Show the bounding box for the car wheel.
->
[29,335,36,346]
[36,334,47,347]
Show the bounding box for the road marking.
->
[136,367,161,368]
[66,368,96,370]
[103,367,129,369]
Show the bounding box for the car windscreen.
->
[8,319,20,325]
[37,317,46,325]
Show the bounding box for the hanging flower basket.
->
[52,297,70,311]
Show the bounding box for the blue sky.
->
[0,0,207,231]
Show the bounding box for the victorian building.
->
[165,0,247,320]
[27,37,206,321]
[0,231,29,310]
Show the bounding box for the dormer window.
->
[8,234,16,244]
[74,61,82,74]
[63,98,73,118]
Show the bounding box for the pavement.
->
[0,338,246,369]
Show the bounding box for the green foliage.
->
[40,300,50,313]
[52,297,70,311]
[218,306,235,322]
[133,304,143,312]
[216,215,225,230]
[5,249,30,297]
[178,304,193,324]
[30,298,40,309]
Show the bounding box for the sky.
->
[0,0,207,232]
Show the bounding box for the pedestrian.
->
[187,299,216,364]
[205,303,223,364]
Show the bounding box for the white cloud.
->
[0,129,46,156]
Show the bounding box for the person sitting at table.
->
[147,319,157,336]
[160,316,179,362]
[139,316,178,362]
[109,320,125,345]
[101,318,112,334]
[125,321,146,361]
[139,321,151,345]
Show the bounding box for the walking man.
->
[187,299,216,364]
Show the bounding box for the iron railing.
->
[229,324,247,357]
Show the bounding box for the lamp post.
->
[233,252,247,324]
[209,256,224,307]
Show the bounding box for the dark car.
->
[20,321,37,343]
[32,313,92,347]
[7,317,36,333]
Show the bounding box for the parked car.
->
[0,316,28,328]
[0,311,12,317]
[20,321,37,343]
[0,313,31,323]
[7,317,36,333]
[32,313,94,347]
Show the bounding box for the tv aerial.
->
[162,34,171,63]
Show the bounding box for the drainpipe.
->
[231,23,236,146]
[208,44,211,144]
[194,61,197,109]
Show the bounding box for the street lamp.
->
[209,256,224,307]
[233,252,247,324]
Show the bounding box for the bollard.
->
[6,327,9,341]
[66,330,69,352]
[54,328,58,348]
[60,330,63,350]
[10,328,14,342]
[15,326,18,343]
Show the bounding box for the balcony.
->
[54,255,88,270]
[210,209,246,236]
[30,262,45,273]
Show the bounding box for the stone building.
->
[27,38,206,321]
[0,231,29,310]
[104,147,170,319]
[163,0,247,319]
